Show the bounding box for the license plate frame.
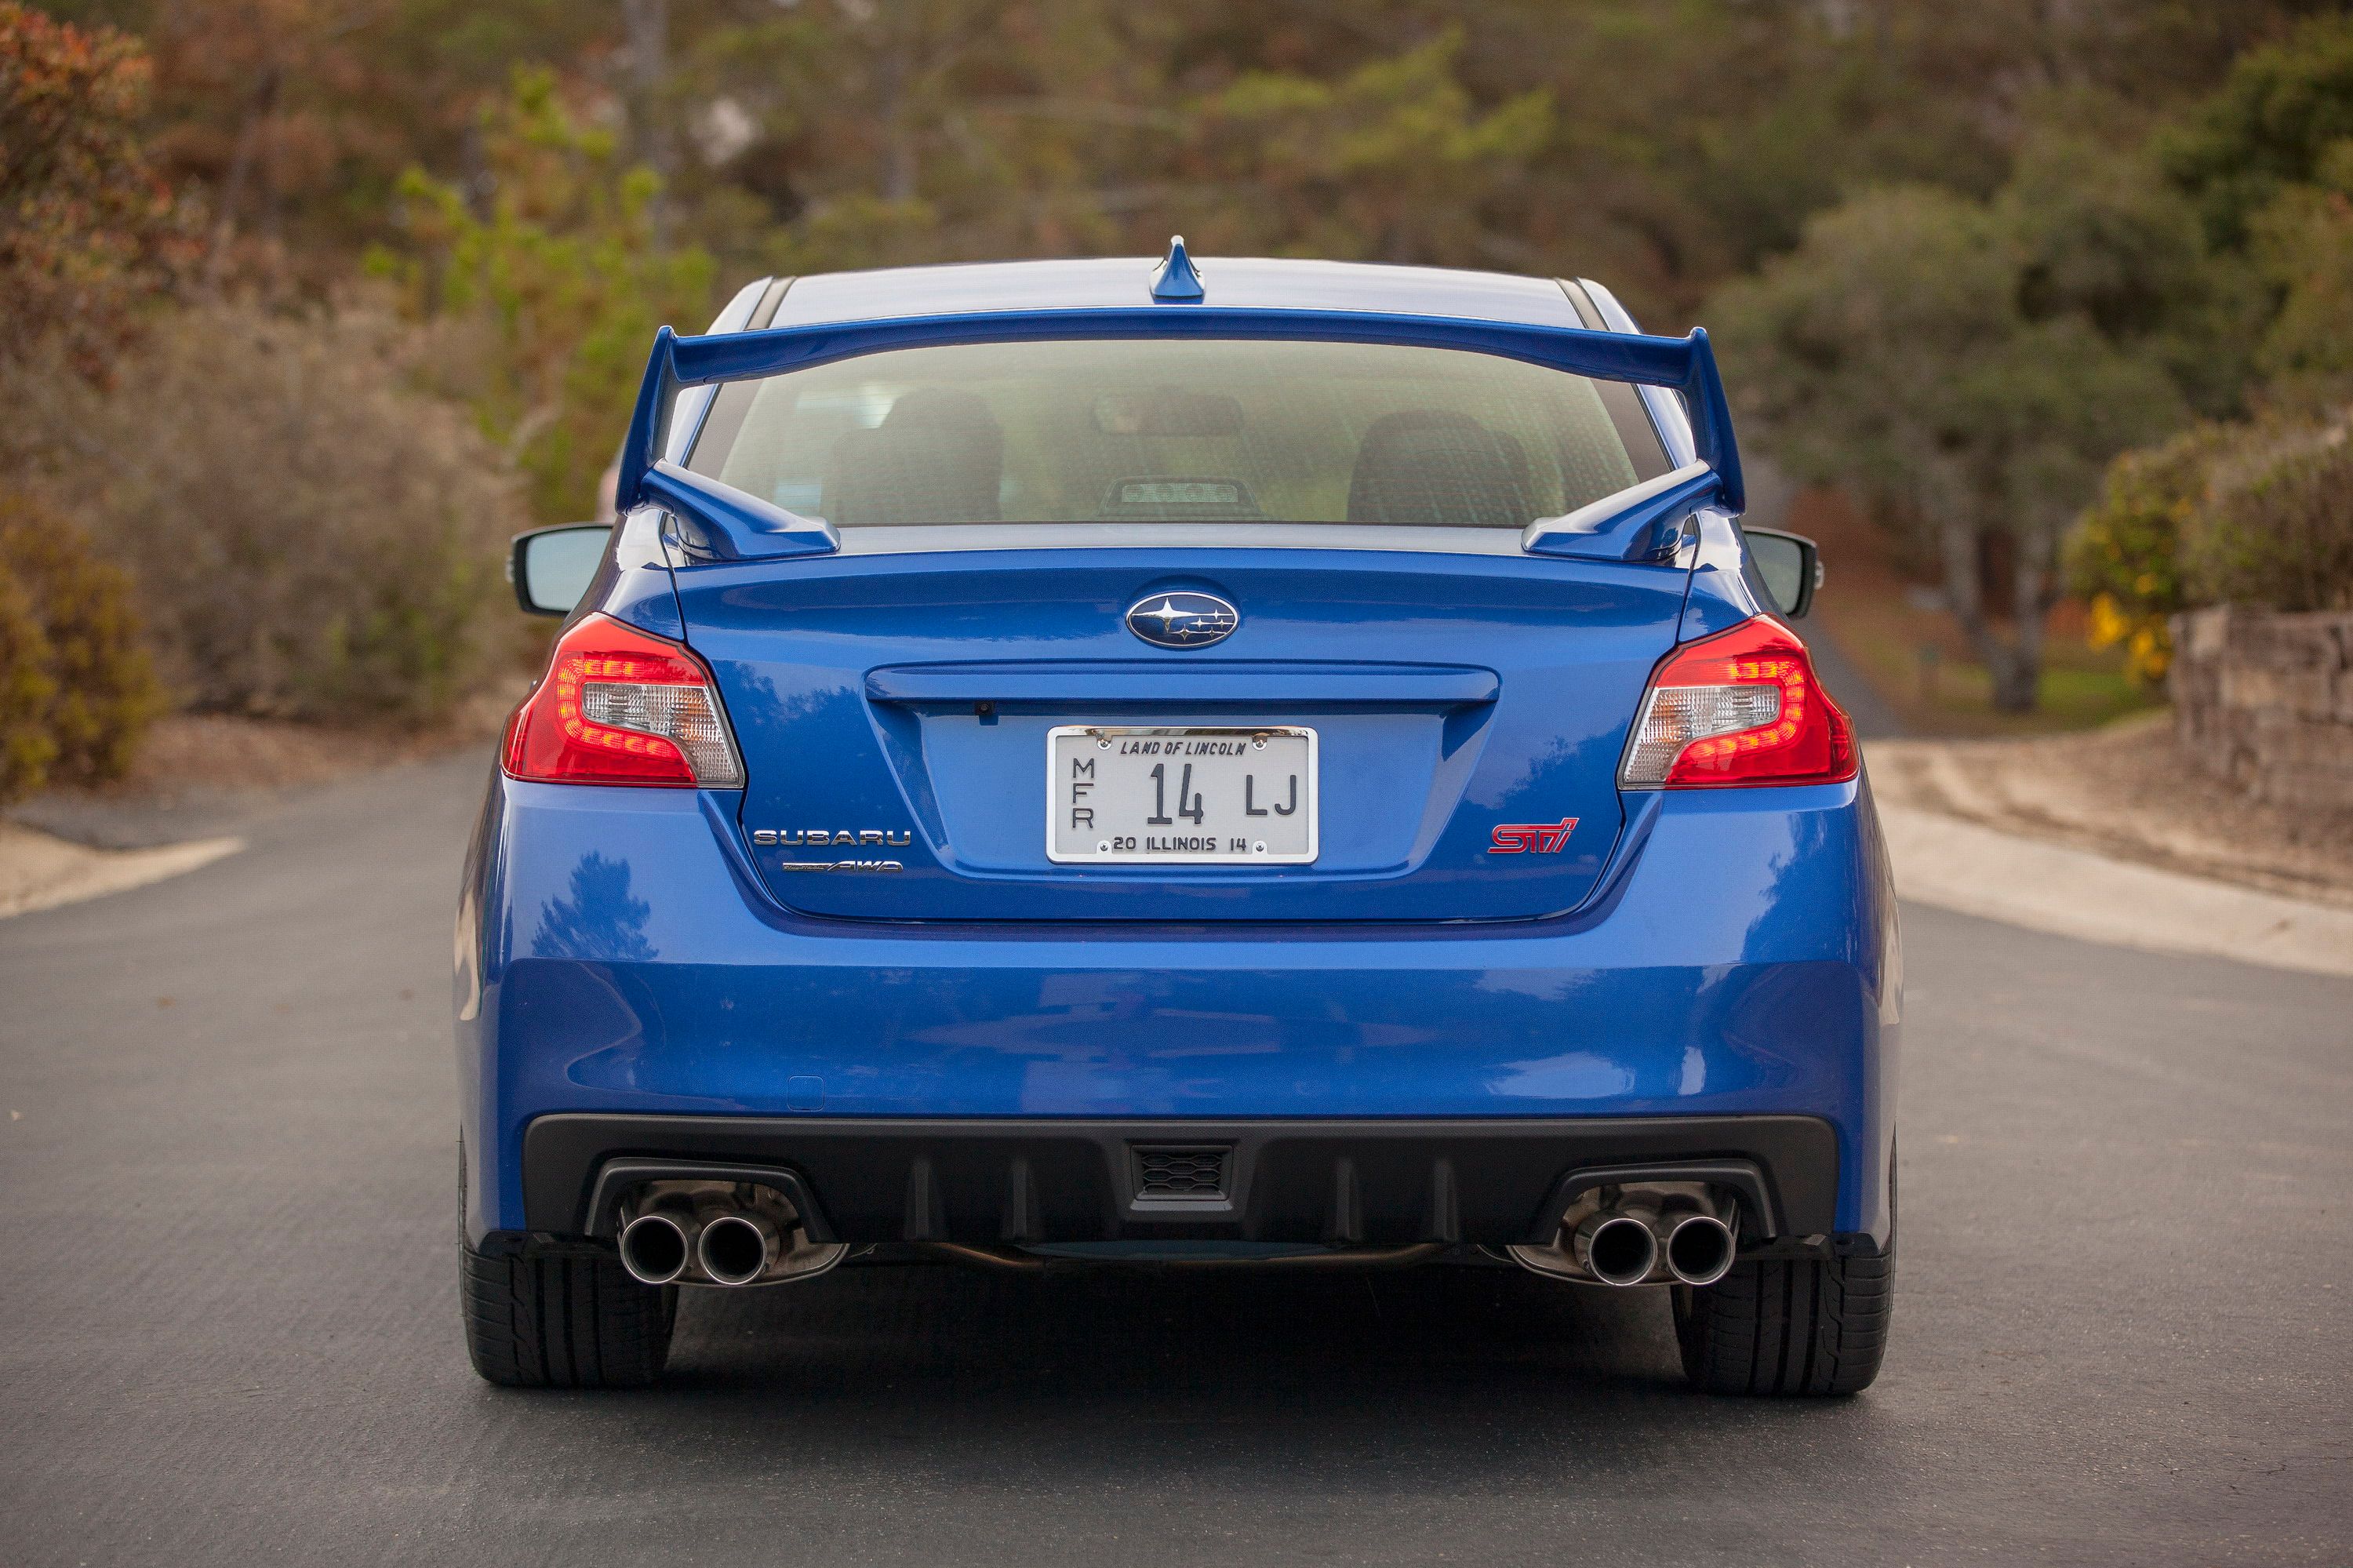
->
[1046,725,1319,865]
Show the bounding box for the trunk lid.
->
[675,545,1687,922]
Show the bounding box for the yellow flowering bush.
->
[2068,428,2220,686]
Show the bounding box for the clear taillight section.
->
[503,613,745,788]
[1622,685,1785,782]
[1618,615,1857,789]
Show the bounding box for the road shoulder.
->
[1870,721,2353,977]
[0,820,243,919]
[2,711,504,918]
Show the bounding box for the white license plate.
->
[1047,726,1318,864]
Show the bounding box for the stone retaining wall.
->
[2170,606,2353,809]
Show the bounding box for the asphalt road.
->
[2,748,2347,1567]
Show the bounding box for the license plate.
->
[1047,726,1318,864]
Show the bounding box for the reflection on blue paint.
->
[530,853,656,962]
[1486,1051,1640,1101]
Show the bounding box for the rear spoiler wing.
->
[616,306,1743,562]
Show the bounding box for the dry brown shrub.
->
[0,557,56,803]
[0,490,162,802]
[2190,411,2353,613]
[64,302,529,723]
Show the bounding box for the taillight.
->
[1619,615,1857,789]
[503,613,745,788]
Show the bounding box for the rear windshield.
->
[686,338,1669,529]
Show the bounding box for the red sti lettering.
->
[1488,817,1577,854]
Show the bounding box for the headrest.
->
[1347,410,1533,528]
[824,388,1005,526]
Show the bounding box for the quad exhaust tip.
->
[696,1212,780,1286]
[1575,1211,1659,1287]
[1507,1177,1746,1287]
[622,1206,785,1288]
[1664,1213,1737,1286]
[618,1210,696,1286]
[608,1170,849,1289]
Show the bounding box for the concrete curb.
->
[1880,803,2353,978]
[0,821,245,919]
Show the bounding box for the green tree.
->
[1184,28,1551,265]
[678,0,1164,270]
[2063,10,2353,670]
[1714,180,2187,711]
[2158,13,2353,413]
[2002,128,2255,417]
[2160,13,2353,250]
[51,0,2341,323]
[378,69,715,522]
[2244,140,2353,411]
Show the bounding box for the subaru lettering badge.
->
[1125,592,1238,649]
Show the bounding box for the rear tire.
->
[461,1243,677,1388]
[1671,1248,1892,1395]
[1673,1151,1895,1396]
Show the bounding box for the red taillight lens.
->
[503,613,745,788]
[1619,615,1857,789]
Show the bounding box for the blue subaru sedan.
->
[458,242,1897,1396]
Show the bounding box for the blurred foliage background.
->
[2,0,2351,796]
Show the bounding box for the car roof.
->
[766,255,1592,330]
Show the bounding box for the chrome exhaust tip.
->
[618,1210,696,1286]
[1664,1213,1736,1286]
[1574,1211,1659,1286]
[696,1212,780,1286]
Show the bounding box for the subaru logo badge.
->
[1125,592,1238,649]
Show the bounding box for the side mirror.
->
[510,524,613,617]
[1741,526,1821,619]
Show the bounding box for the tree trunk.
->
[1986,642,2041,714]
[880,35,918,203]
[1938,514,2046,714]
[1998,515,2060,714]
[623,0,675,249]
[204,64,281,292]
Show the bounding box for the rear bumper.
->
[522,1112,1840,1246]
[457,772,1900,1249]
